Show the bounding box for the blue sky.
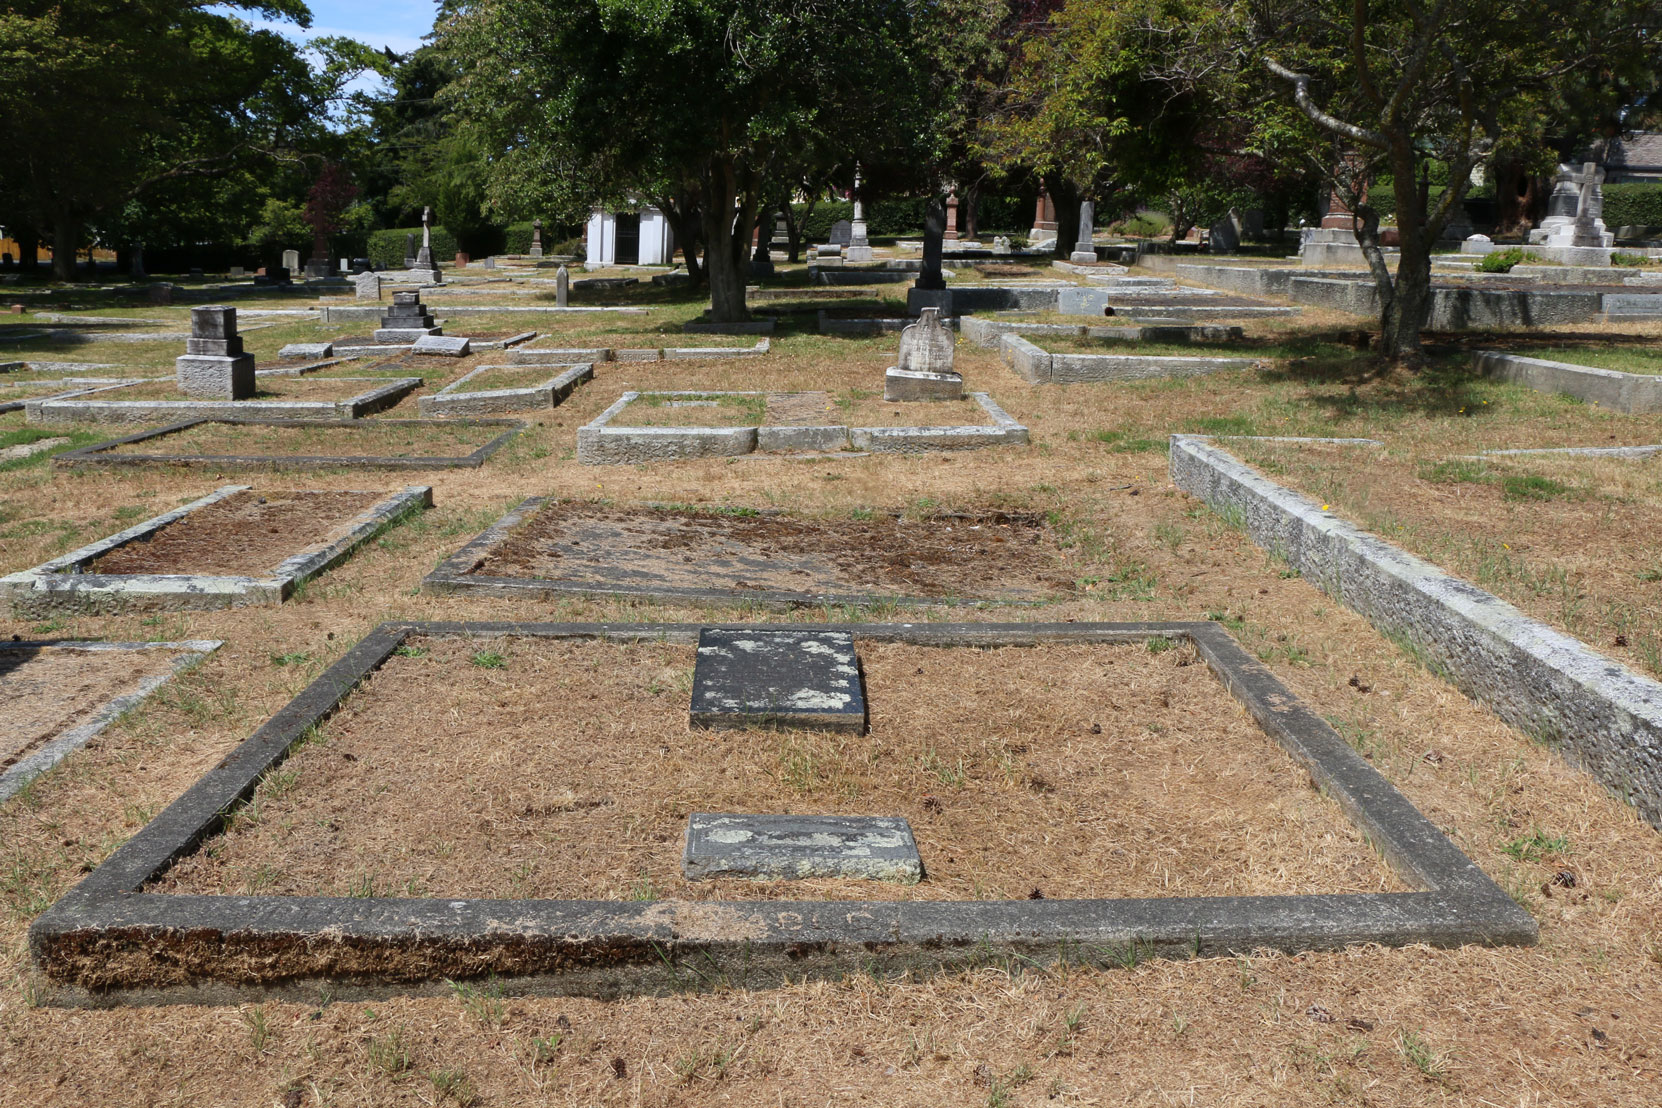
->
[232,0,439,55]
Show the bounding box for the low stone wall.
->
[962,316,1244,349]
[999,335,1254,385]
[1286,276,1609,328]
[25,378,419,425]
[1170,433,1662,830]
[419,363,594,417]
[1474,350,1662,413]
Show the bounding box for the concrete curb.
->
[418,362,594,417]
[0,640,222,804]
[25,378,420,425]
[55,417,528,470]
[1474,350,1662,413]
[1170,433,1662,829]
[1,486,432,613]
[999,336,1253,385]
[27,620,1533,1005]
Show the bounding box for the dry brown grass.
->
[1,283,1659,1106]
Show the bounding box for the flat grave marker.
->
[683,814,921,882]
[690,629,865,733]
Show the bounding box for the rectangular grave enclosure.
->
[28,620,1535,1007]
[0,485,432,613]
[54,418,528,471]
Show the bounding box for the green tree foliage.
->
[1241,0,1662,363]
[441,0,941,321]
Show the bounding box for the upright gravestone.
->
[176,305,255,399]
[885,306,961,401]
[555,264,570,308]
[281,249,300,274]
[1070,201,1098,263]
[529,218,544,258]
[915,199,946,292]
[827,219,853,247]
[354,271,383,301]
[374,290,441,342]
[129,247,146,280]
[407,207,444,283]
[846,166,874,262]
[1207,211,1241,254]
[403,233,418,269]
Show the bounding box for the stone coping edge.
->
[0,640,222,804]
[24,378,421,425]
[1,485,432,613]
[53,417,529,470]
[1473,350,1662,414]
[577,391,1027,464]
[418,363,594,417]
[421,496,1049,611]
[1169,433,1662,830]
[27,619,1532,1006]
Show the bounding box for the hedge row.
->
[1603,183,1662,230]
[365,221,585,268]
[789,195,1034,242]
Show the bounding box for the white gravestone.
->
[884,307,961,401]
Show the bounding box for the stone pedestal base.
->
[885,367,963,401]
[906,288,953,316]
[1533,245,1614,267]
[374,327,442,342]
[401,268,444,284]
[1070,250,1099,264]
[844,245,874,263]
[176,354,256,399]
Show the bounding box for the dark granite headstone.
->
[682,814,922,882]
[828,219,853,247]
[374,291,441,341]
[915,199,946,292]
[690,629,865,733]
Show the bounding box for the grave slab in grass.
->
[690,629,865,733]
[683,814,920,882]
[26,620,1535,1006]
[54,417,527,471]
[0,485,431,614]
[422,498,1074,609]
[1,640,221,804]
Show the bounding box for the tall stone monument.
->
[530,218,545,258]
[884,307,961,402]
[846,166,874,263]
[1536,163,1615,265]
[407,207,444,284]
[176,306,255,399]
[944,191,960,242]
[1028,181,1058,247]
[1070,201,1097,263]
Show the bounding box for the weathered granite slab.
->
[412,335,471,357]
[691,629,865,732]
[683,814,922,882]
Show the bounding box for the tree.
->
[442,0,939,321]
[0,1,374,280]
[304,162,361,266]
[1242,0,1662,364]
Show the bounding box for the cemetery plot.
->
[426,498,1076,607]
[1230,437,1662,682]
[578,390,1028,463]
[0,640,220,804]
[1474,347,1662,413]
[57,417,527,469]
[32,621,1531,1006]
[0,485,431,613]
[24,375,421,424]
[0,380,137,414]
[418,361,593,416]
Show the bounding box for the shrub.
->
[1602,182,1662,232]
[368,225,459,268]
[1477,247,1533,273]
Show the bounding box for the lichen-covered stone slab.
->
[691,629,865,732]
[683,813,921,882]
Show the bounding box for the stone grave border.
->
[960,316,1243,350]
[418,362,594,417]
[54,417,528,471]
[331,331,538,358]
[0,484,432,614]
[510,339,770,366]
[421,496,1055,610]
[1169,433,1662,831]
[1,639,222,805]
[0,380,141,415]
[1473,350,1662,414]
[577,390,1028,464]
[24,377,420,425]
[26,619,1536,1007]
[999,334,1256,385]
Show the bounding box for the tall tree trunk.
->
[15,225,39,273]
[961,180,980,241]
[1051,179,1080,260]
[51,219,80,282]
[654,190,705,284]
[699,157,756,323]
[782,194,814,264]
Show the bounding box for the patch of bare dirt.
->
[90,490,384,575]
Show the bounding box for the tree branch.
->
[1263,56,1388,149]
